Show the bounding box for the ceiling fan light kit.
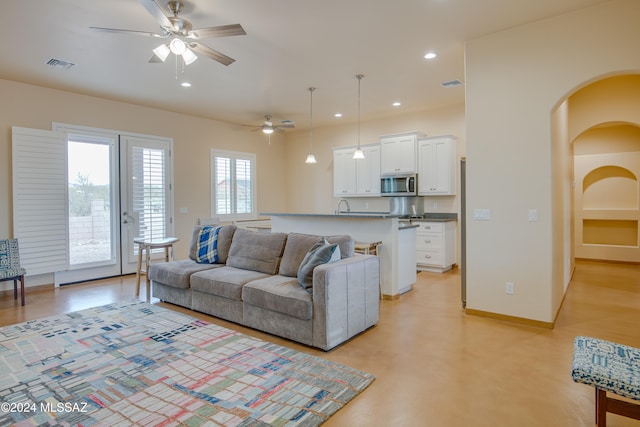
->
[91,0,246,70]
[152,44,171,62]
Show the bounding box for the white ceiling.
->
[2,0,608,131]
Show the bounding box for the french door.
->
[12,125,173,285]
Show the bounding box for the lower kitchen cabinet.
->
[415,220,456,273]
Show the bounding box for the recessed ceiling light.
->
[424,52,437,60]
[180,81,192,87]
[392,102,401,107]
[334,113,343,118]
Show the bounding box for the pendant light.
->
[305,87,318,164]
[353,74,365,160]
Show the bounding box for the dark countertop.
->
[409,213,458,222]
[261,212,402,219]
[398,224,419,230]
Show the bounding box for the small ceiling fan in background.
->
[90,0,246,66]
[249,115,296,134]
[244,115,295,144]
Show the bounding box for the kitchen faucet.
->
[335,198,351,214]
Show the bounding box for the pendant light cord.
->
[309,87,314,152]
[357,75,362,149]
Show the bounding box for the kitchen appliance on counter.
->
[381,174,417,196]
[389,196,424,218]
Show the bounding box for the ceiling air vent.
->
[46,58,75,70]
[441,79,464,88]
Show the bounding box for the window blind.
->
[131,145,167,242]
[11,127,70,275]
[211,150,256,220]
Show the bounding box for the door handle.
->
[122,212,135,224]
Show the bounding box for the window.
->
[211,149,256,220]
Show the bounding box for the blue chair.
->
[0,239,26,306]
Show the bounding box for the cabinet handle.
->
[424,255,432,259]
[425,240,431,243]
[424,226,431,229]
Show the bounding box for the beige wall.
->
[465,0,640,323]
[0,79,465,289]
[0,78,288,285]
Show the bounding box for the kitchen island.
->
[261,212,417,299]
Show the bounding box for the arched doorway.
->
[562,75,640,264]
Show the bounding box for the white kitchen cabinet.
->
[414,220,456,273]
[418,136,456,196]
[380,132,419,175]
[333,144,381,197]
[356,145,381,195]
[333,147,357,196]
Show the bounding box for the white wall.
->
[465,0,640,323]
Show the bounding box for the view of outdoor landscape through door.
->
[53,124,173,285]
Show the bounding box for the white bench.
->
[571,336,640,426]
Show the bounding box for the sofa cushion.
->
[190,267,269,301]
[226,229,287,274]
[148,259,221,289]
[195,226,222,263]
[279,233,354,277]
[326,234,354,258]
[297,239,340,290]
[189,225,237,263]
[279,233,323,277]
[243,275,313,320]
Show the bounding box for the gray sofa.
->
[149,226,380,350]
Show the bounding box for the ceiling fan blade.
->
[138,0,173,30]
[188,42,235,66]
[187,24,246,39]
[276,124,295,129]
[90,26,166,38]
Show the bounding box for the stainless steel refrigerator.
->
[460,157,467,308]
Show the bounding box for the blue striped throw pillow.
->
[196,226,222,264]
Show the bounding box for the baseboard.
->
[576,257,640,265]
[465,308,555,329]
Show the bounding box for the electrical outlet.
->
[433,201,438,209]
[505,282,514,295]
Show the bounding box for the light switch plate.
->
[528,209,537,222]
[473,209,491,221]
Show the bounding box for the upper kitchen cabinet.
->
[333,144,381,197]
[380,132,419,175]
[333,147,357,196]
[356,145,381,195]
[418,136,457,196]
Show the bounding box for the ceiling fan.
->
[90,0,246,66]
[249,116,296,134]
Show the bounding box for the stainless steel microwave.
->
[380,174,417,196]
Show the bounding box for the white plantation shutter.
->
[215,156,232,215]
[131,145,167,242]
[211,149,256,220]
[12,127,70,275]
[236,158,253,214]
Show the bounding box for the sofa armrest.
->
[311,254,380,350]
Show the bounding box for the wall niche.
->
[574,123,640,261]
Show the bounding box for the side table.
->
[134,237,179,300]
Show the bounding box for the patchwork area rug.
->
[0,300,374,426]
